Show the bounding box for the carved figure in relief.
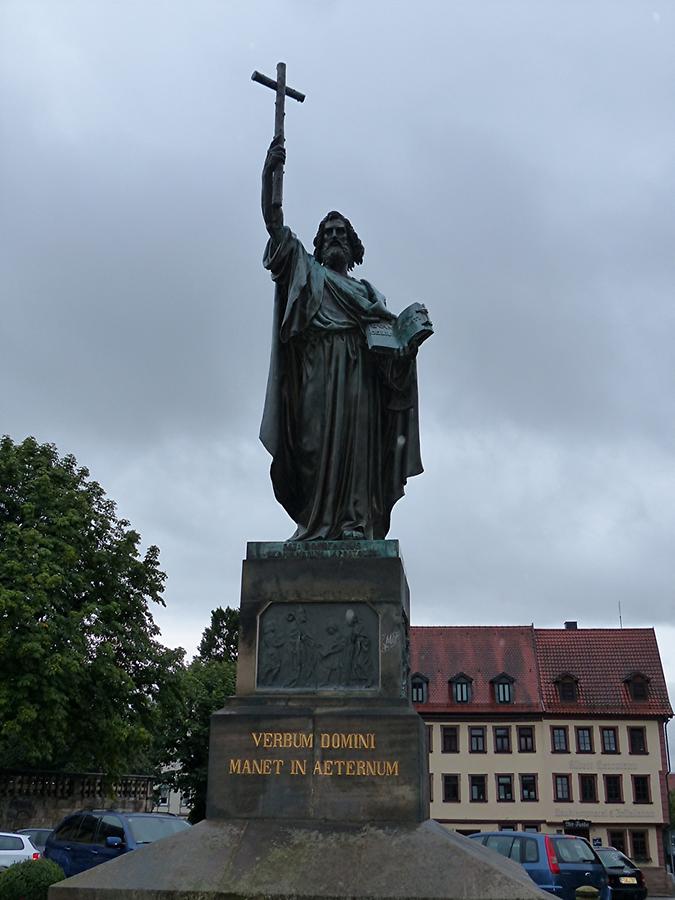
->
[346,609,373,685]
[317,621,347,687]
[282,607,317,687]
[260,622,285,684]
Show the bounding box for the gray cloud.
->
[2,0,673,738]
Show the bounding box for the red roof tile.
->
[409,625,673,719]
[410,625,542,713]
[535,628,672,717]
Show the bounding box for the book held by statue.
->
[365,303,433,355]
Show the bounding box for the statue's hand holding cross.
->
[252,63,305,220]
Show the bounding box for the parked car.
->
[44,810,191,877]
[0,832,41,869]
[14,827,53,854]
[468,831,607,900]
[594,847,647,900]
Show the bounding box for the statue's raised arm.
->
[262,135,285,238]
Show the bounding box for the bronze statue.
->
[255,65,431,541]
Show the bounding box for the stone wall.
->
[643,865,675,896]
[0,770,154,831]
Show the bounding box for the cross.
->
[251,63,305,208]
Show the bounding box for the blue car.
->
[468,832,607,900]
[44,809,190,877]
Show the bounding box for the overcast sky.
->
[2,1,673,744]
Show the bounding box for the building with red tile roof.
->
[412,625,541,714]
[534,628,671,718]
[410,623,673,894]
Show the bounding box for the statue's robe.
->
[260,226,423,540]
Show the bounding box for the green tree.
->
[0,436,184,774]
[159,609,238,823]
[197,605,239,663]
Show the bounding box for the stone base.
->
[50,817,547,899]
[208,700,427,823]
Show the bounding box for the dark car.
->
[595,847,647,900]
[468,831,607,900]
[15,828,53,854]
[44,810,190,877]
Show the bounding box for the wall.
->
[428,717,665,831]
[0,770,154,831]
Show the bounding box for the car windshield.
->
[127,817,190,844]
[19,829,50,849]
[596,848,627,867]
[553,838,597,863]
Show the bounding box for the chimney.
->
[564,621,578,630]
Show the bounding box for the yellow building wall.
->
[427,717,664,865]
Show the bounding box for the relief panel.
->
[257,602,379,690]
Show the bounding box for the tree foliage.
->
[197,605,240,663]
[160,608,239,822]
[0,436,184,774]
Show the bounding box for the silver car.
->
[0,831,40,869]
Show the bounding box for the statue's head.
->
[313,211,364,272]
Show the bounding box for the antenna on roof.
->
[618,601,623,629]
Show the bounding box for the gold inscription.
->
[229,758,285,775]
[311,759,398,777]
[319,732,376,750]
[250,731,376,750]
[251,731,314,749]
[229,731,398,779]
[229,756,399,778]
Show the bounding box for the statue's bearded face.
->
[321,218,352,272]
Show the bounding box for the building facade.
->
[411,625,673,893]
[151,765,190,818]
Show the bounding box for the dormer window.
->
[624,672,650,702]
[491,673,515,704]
[496,682,512,703]
[554,673,578,703]
[411,673,429,704]
[454,679,471,703]
[449,672,473,704]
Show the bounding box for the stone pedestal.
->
[208,540,428,826]
[50,541,547,900]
